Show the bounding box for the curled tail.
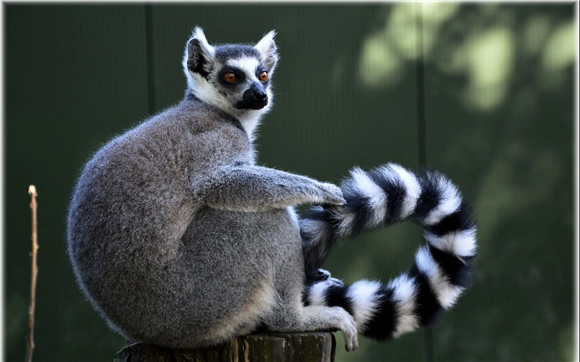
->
[300,163,477,340]
[300,163,476,281]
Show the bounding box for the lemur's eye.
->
[259,72,269,82]
[224,73,236,83]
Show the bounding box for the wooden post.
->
[114,332,336,362]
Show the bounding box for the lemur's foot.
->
[332,307,358,352]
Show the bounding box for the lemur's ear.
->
[184,27,215,78]
[255,30,278,74]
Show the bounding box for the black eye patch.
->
[218,66,246,87]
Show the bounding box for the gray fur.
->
[67,29,358,351]
[214,45,262,64]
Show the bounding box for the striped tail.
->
[301,163,477,340]
[300,163,476,281]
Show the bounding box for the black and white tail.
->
[300,163,477,340]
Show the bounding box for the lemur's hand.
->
[316,182,346,206]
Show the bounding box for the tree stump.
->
[114,332,336,362]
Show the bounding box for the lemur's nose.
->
[237,84,269,110]
[253,90,267,101]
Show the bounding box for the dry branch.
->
[26,185,38,362]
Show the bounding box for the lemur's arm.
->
[194,165,345,212]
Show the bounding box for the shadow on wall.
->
[358,3,575,108]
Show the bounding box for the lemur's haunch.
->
[67,28,476,353]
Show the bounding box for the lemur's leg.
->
[301,164,474,283]
[193,165,345,212]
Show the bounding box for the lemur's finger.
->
[317,182,346,206]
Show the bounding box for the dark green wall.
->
[3,4,576,361]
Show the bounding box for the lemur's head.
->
[183,27,278,134]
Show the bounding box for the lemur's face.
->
[213,48,271,111]
[183,28,278,119]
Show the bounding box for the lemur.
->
[67,28,476,352]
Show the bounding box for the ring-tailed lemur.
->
[67,28,476,352]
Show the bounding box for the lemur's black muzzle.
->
[235,84,268,110]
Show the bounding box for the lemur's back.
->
[67,96,301,347]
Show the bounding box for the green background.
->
[3,4,576,361]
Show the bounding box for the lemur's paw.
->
[328,276,344,287]
[314,269,344,287]
[316,183,346,206]
[316,268,331,280]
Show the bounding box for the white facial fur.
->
[255,30,278,74]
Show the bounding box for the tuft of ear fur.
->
[255,30,278,74]
[183,27,215,79]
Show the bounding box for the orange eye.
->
[259,71,269,82]
[224,73,236,83]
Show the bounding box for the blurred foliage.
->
[3,3,576,362]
